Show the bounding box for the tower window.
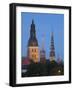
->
[32,49,36,52]
[35,55,36,58]
[35,49,36,52]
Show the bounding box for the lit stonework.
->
[28,47,39,63]
[28,20,39,63]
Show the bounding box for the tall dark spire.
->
[30,19,36,38]
[28,20,39,63]
[32,19,34,24]
[28,20,38,46]
[49,32,55,61]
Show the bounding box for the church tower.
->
[28,20,39,63]
[40,34,46,63]
[49,32,55,61]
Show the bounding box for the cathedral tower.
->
[40,34,46,63]
[49,32,55,61]
[28,20,39,63]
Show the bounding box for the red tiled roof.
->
[22,57,30,65]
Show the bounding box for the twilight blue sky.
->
[21,12,64,60]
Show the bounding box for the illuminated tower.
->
[40,34,46,63]
[49,32,55,61]
[28,20,39,63]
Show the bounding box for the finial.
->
[32,19,34,24]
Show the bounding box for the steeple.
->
[42,33,45,50]
[28,20,39,63]
[40,33,46,63]
[32,19,34,24]
[30,19,36,38]
[49,32,55,61]
[28,19,38,46]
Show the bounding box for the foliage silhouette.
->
[22,60,64,77]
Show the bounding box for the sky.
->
[21,12,64,60]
